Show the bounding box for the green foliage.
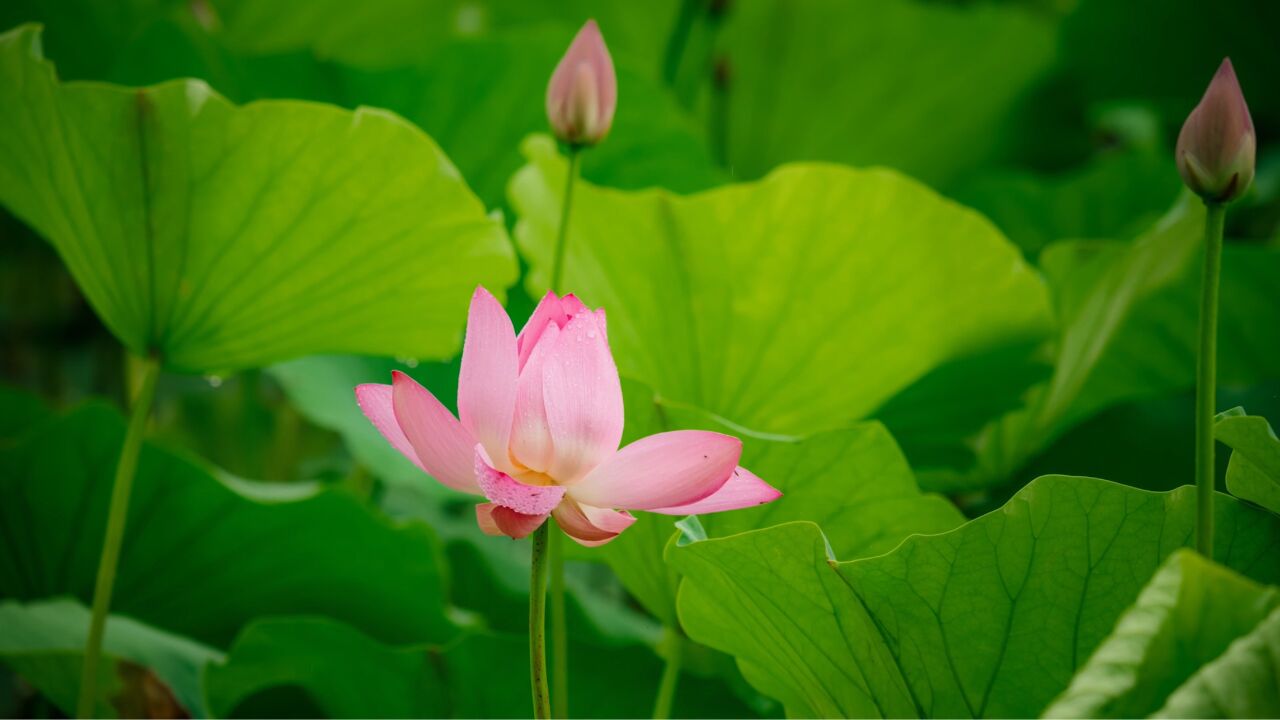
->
[1044,550,1279,718]
[934,198,1280,491]
[510,134,1053,444]
[591,379,963,626]
[712,0,1057,187]
[2,0,1280,716]
[0,400,457,648]
[1153,606,1280,718]
[670,476,1280,718]
[0,24,514,372]
[205,616,757,719]
[1216,409,1280,515]
[0,599,219,717]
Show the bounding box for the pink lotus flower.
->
[356,287,781,545]
[546,20,616,147]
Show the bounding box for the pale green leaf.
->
[1044,550,1280,718]
[1153,606,1280,718]
[1216,408,1280,515]
[937,198,1280,491]
[592,379,964,626]
[0,24,515,373]
[670,476,1280,718]
[0,400,457,648]
[0,598,220,718]
[510,134,1053,439]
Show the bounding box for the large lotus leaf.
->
[669,476,1280,718]
[934,198,1280,491]
[710,0,1056,187]
[1216,409,1280,515]
[510,134,1053,439]
[1153,605,1280,718]
[204,616,758,719]
[0,400,456,648]
[0,598,220,718]
[589,378,964,626]
[1044,550,1280,718]
[0,24,514,373]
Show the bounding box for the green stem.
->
[77,354,161,718]
[530,522,552,719]
[662,0,700,87]
[549,527,569,718]
[1194,202,1225,557]
[652,626,683,720]
[546,146,580,718]
[549,149,581,293]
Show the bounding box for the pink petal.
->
[541,310,624,483]
[567,430,742,510]
[389,371,479,494]
[517,291,567,371]
[458,286,519,472]
[476,503,547,540]
[510,323,560,473]
[476,445,566,515]
[553,499,635,547]
[559,293,588,318]
[355,383,425,472]
[649,466,782,515]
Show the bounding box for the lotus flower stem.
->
[547,145,581,718]
[662,0,699,87]
[549,525,569,718]
[652,626,684,719]
[1194,202,1225,556]
[77,354,161,718]
[530,521,553,719]
[550,149,581,293]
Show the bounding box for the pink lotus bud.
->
[1176,58,1256,203]
[546,20,617,147]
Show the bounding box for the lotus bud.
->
[546,20,616,147]
[1176,58,1256,203]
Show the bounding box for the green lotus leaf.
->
[0,399,457,648]
[1044,550,1279,718]
[0,598,220,718]
[0,24,514,373]
[1216,409,1280,515]
[1152,605,1280,718]
[510,134,1053,442]
[205,616,757,719]
[589,378,964,627]
[669,476,1280,717]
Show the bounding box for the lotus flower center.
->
[513,468,558,487]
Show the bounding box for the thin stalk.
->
[549,149,581,293]
[77,354,161,718]
[549,528,569,718]
[662,0,700,87]
[530,522,552,719]
[1194,202,1225,557]
[652,626,684,720]
[546,146,580,718]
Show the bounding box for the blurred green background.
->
[1,0,1278,717]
